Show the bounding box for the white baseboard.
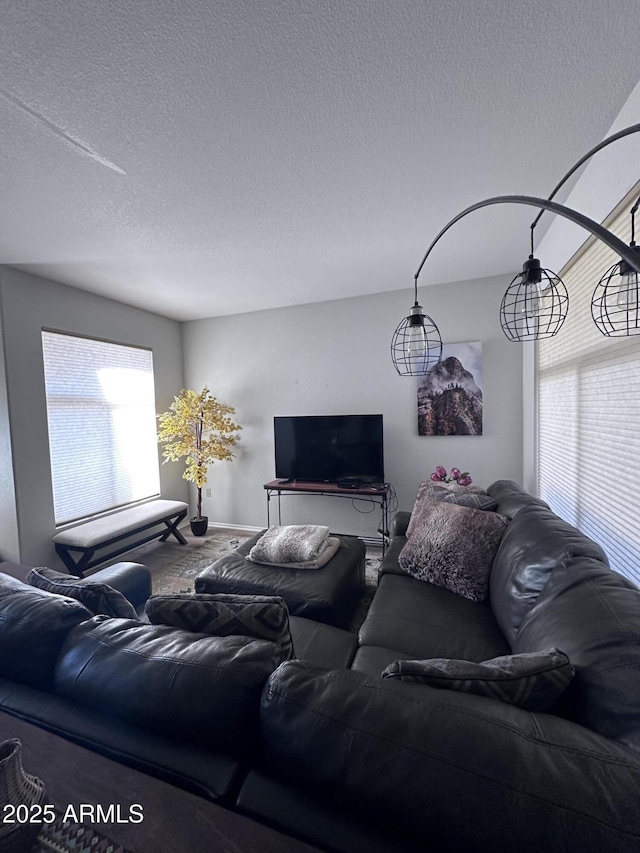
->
[207,521,263,535]
[181,518,383,547]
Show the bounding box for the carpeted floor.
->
[123,527,382,631]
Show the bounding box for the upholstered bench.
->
[195,531,366,629]
[53,499,188,576]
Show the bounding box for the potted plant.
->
[157,388,242,536]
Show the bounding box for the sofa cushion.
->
[357,572,510,663]
[54,616,284,757]
[489,505,609,644]
[27,567,137,619]
[0,573,92,690]
[513,557,640,751]
[0,678,245,804]
[351,643,417,676]
[145,592,295,659]
[399,502,508,601]
[260,661,640,853]
[381,649,574,712]
[288,616,358,670]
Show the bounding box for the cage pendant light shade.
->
[499,256,569,341]
[591,243,640,337]
[391,302,443,375]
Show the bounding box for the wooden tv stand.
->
[263,479,390,553]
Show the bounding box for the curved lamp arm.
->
[413,195,640,286]
[531,123,640,233]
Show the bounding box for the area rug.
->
[137,531,382,632]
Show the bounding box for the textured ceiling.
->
[1,0,640,321]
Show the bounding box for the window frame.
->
[535,182,640,586]
[41,329,161,527]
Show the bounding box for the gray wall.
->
[183,274,523,538]
[0,267,187,567]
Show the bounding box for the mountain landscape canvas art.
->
[417,341,483,436]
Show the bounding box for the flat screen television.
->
[274,414,384,485]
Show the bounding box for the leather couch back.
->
[486,479,550,519]
[54,616,283,756]
[260,660,640,852]
[489,505,608,645]
[0,573,92,690]
[513,557,640,751]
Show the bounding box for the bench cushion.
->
[53,500,188,548]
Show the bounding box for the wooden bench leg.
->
[159,510,188,545]
[55,544,95,577]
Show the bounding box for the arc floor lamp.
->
[391,124,640,376]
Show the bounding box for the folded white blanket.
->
[248,524,330,564]
[248,536,340,569]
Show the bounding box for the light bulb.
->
[616,271,639,309]
[407,322,427,356]
[520,281,544,319]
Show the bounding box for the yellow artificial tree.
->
[157,388,241,533]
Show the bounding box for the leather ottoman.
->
[194,531,366,629]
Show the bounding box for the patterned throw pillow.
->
[406,483,496,539]
[144,592,295,659]
[399,501,508,601]
[382,648,574,712]
[26,567,137,619]
[406,483,449,538]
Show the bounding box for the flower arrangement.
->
[430,465,472,487]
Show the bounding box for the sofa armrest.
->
[260,661,640,853]
[85,562,152,610]
[390,511,410,538]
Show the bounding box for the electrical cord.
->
[351,482,397,514]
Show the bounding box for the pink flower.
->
[431,465,473,486]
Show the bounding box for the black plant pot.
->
[190,516,209,537]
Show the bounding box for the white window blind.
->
[536,187,640,586]
[42,331,161,525]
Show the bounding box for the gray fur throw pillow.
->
[27,566,137,619]
[382,648,574,712]
[145,592,295,659]
[399,501,508,601]
[406,482,496,538]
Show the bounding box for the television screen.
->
[274,414,384,485]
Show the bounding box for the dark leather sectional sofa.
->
[1,480,639,852]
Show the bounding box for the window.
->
[536,186,640,586]
[41,331,161,525]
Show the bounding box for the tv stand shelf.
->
[263,479,390,554]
